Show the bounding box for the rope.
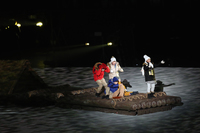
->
[154,92,167,97]
[112,99,117,108]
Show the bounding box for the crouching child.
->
[93,62,110,99]
[108,77,125,99]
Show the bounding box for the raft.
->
[56,87,183,115]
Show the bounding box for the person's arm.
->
[108,80,113,87]
[104,66,110,73]
[101,63,110,73]
[93,68,102,76]
[154,60,165,67]
[110,67,114,73]
[112,84,119,88]
[108,80,119,88]
[143,63,151,70]
[118,63,124,72]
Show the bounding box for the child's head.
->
[111,56,117,65]
[113,77,119,84]
[146,58,151,63]
[114,81,118,84]
[112,61,116,65]
[144,55,151,63]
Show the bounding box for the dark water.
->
[1,67,200,133]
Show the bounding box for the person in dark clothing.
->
[141,55,165,99]
[107,77,125,99]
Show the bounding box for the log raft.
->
[57,87,183,115]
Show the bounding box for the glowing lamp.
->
[36,22,43,27]
[16,23,21,27]
[107,42,112,46]
[15,21,21,27]
[85,43,90,46]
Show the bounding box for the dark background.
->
[0,0,199,67]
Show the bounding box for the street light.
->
[16,23,21,27]
[5,26,10,29]
[85,43,90,46]
[36,22,43,27]
[107,42,112,46]
[15,22,21,27]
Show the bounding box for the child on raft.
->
[141,55,165,99]
[107,56,124,80]
[92,62,110,99]
[107,76,125,99]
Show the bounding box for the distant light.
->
[15,21,21,27]
[107,42,112,46]
[5,26,9,29]
[36,22,43,27]
[85,43,90,46]
[16,23,21,27]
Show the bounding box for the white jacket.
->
[107,62,124,79]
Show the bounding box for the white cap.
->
[111,56,116,62]
[143,55,150,61]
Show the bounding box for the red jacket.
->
[92,62,110,81]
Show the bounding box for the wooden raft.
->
[67,88,182,111]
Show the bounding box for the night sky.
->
[0,0,199,67]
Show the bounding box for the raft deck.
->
[57,87,183,115]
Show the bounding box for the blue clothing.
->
[108,79,119,93]
[113,77,119,82]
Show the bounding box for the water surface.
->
[1,67,200,132]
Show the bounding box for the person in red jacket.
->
[93,62,110,99]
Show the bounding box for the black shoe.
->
[148,94,152,99]
[102,95,109,100]
[151,92,156,98]
[95,93,100,97]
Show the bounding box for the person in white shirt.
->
[107,56,124,80]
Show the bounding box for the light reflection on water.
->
[0,67,200,132]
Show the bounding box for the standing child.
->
[107,56,124,79]
[141,55,164,98]
[93,62,110,99]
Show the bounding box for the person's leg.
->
[109,91,113,99]
[118,84,125,97]
[150,83,156,98]
[101,78,110,95]
[105,86,110,95]
[96,80,103,93]
[147,83,152,99]
[147,83,151,93]
[151,83,155,93]
[112,89,119,97]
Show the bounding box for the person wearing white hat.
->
[107,56,124,80]
[141,55,165,99]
